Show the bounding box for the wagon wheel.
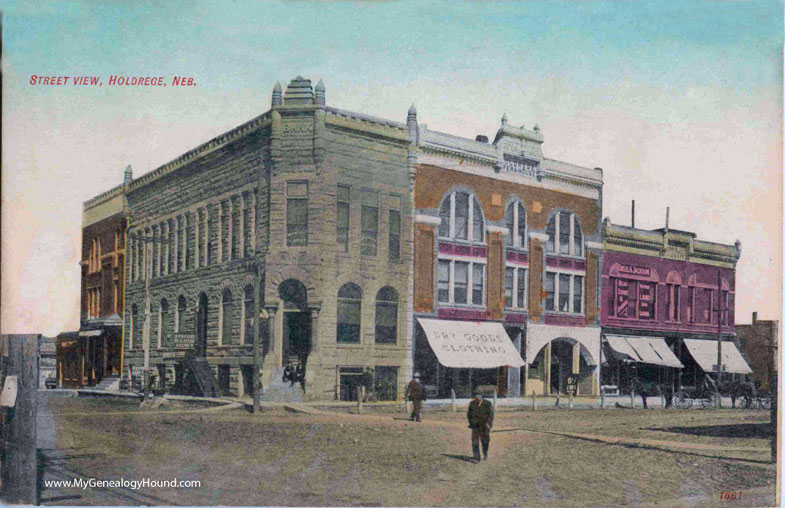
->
[700,392,717,408]
[674,393,692,409]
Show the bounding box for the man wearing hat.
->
[467,390,494,462]
[405,373,425,422]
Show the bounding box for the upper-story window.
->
[504,201,527,249]
[375,287,398,344]
[336,185,350,252]
[337,283,362,343]
[287,182,308,247]
[545,272,584,314]
[438,192,484,244]
[88,238,102,273]
[546,211,583,257]
[361,190,379,256]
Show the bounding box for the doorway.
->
[196,293,208,357]
[283,311,311,366]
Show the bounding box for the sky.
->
[1,0,782,336]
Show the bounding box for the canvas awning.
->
[683,339,752,374]
[417,318,525,368]
[79,330,103,337]
[605,335,683,368]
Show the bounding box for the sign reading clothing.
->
[417,318,525,369]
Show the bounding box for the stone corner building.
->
[123,77,413,400]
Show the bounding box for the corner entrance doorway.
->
[278,279,311,367]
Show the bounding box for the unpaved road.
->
[37,394,776,507]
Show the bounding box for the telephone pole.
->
[128,231,166,400]
[716,268,723,408]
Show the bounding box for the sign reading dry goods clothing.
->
[417,318,525,369]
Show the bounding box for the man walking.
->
[467,390,494,462]
[405,373,424,422]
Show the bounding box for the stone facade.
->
[122,77,412,400]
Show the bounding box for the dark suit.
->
[405,379,424,421]
[467,397,494,460]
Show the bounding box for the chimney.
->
[407,104,417,144]
[753,311,758,324]
[665,206,670,232]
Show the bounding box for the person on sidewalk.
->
[467,391,494,462]
[634,378,649,409]
[405,373,425,422]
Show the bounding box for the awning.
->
[605,335,684,368]
[683,339,752,374]
[417,318,525,368]
[79,330,103,337]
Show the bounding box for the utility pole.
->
[128,231,166,401]
[716,268,723,409]
[252,265,268,414]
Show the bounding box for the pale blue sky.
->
[1,1,782,334]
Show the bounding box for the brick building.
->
[737,312,778,391]
[410,113,604,398]
[601,220,748,393]
[122,77,412,400]
[58,167,131,388]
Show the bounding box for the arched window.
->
[220,288,234,345]
[546,211,583,257]
[375,287,398,344]
[337,283,362,344]
[176,296,187,333]
[159,299,169,348]
[504,201,527,249]
[438,192,484,243]
[243,285,254,345]
[131,304,139,349]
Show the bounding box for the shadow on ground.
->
[648,423,772,439]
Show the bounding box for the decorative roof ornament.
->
[315,79,326,106]
[533,123,540,132]
[272,81,282,106]
[501,112,508,125]
[283,76,314,105]
[123,165,133,184]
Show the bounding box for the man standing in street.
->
[405,373,424,422]
[467,390,494,462]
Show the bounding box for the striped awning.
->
[605,335,684,368]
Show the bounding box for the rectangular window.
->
[374,366,398,401]
[722,290,729,325]
[504,268,514,308]
[472,264,484,305]
[667,284,680,321]
[454,261,469,304]
[558,273,570,312]
[545,272,556,311]
[337,299,361,344]
[703,288,713,323]
[546,272,584,314]
[286,182,308,246]
[638,282,655,320]
[573,275,583,314]
[337,185,350,252]
[517,269,527,309]
[361,206,379,256]
[437,260,450,303]
[388,209,401,262]
[688,287,695,323]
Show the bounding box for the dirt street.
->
[37,394,776,507]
